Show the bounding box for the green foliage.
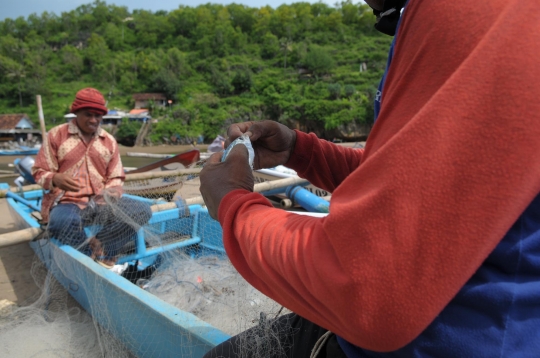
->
[303,45,334,77]
[344,84,355,98]
[327,83,341,100]
[60,45,84,80]
[0,1,392,141]
[260,32,279,59]
[231,69,253,94]
[115,118,141,139]
[149,69,182,99]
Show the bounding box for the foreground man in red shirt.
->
[33,88,151,268]
[200,0,540,357]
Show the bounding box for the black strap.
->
[373,0,408,36]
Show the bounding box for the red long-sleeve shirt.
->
[217,0,540,352]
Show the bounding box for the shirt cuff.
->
[218,189,253,224]
[284,130,317,174]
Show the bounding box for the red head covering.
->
[70,88,107,115]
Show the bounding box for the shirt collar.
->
[68,119,105,138]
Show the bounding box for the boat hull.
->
[0,149,39,156]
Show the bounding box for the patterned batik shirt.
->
[32,119,125,223]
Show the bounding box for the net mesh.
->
[0,156,298,358]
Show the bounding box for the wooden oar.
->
[126,152,171,159]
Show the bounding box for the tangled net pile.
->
[0,154,295,357]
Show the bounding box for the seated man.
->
[32,87,152,268]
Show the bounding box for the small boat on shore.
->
[0,146,40,156]
[2,182,229,357]
[122,149,201,198]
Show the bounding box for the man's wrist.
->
[288,130,297,160]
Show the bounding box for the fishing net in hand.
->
[0,156,296,358]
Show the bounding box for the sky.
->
[0,0,351,21]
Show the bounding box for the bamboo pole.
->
[0,227,42,248]
[0,173,20,179]
[124,168,202,182]
[0,184,43,198]
[36,95,47,147]
[151,176,309,212]
[0,177,310,246]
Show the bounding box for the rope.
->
[310,330,333,358]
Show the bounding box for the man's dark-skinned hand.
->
[226,120,296,170]
[199,144,254,220]
[52,173,80,192]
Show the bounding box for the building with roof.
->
[128,109,151,122]
[132,93,167,109]
[0,114,41,142]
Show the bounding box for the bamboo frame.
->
[0,177,309,246]
[151,176,308,212]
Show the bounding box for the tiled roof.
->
[129,109,149,115]
[132,93,167,101]
[0,113,30,130]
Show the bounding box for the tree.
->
[344,84,356,98]
[227,4,256,34]
[60,45,84,79]
[85,33,109,75]
[210,65,233,96]
[231,69,253,94]
[150,68,182,99]
[303,46,334,78]
[165,47,191,78]
[0,35,29,106]
[0,55,26,107]
[327,83,341,100]
[279,37,293,69]
[260,32,279,59]
[103,23,123,50]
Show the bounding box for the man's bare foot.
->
[89,237,118,267]
[88,237,104,260]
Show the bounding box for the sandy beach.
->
[0,198,38,308]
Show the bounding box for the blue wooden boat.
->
[2,182,230,357]
[0,147,39,156]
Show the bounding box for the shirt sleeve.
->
[104,139,124,192]
[32,130,59,190]
[285,131,364,193]
[217,0,540,352]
